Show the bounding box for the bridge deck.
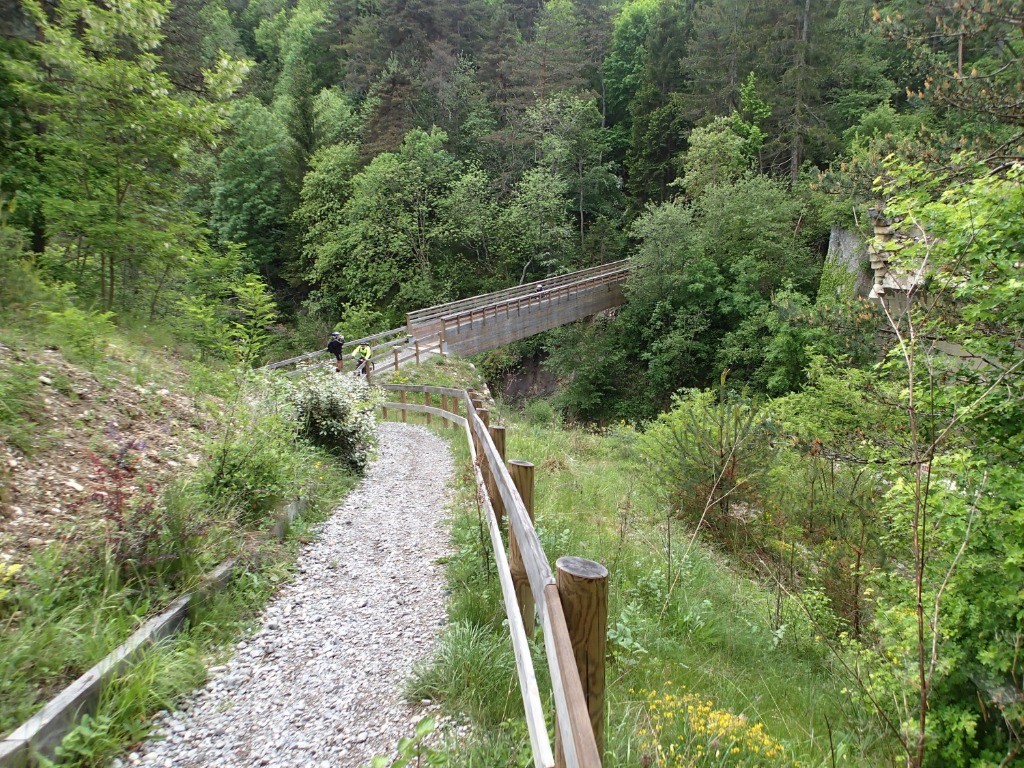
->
[407,262,629,356]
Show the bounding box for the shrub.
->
[637,378,776,545]
[522,397,557,427]
[286,367,378,471]
[202,411,297,526]
[45,306,116,367]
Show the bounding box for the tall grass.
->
[406,399,885,767]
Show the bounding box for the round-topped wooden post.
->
[424,391,432,425]
[555,556,608,764]
[400,390,407,423]
[487,425,506,527]
[508,460,535,636]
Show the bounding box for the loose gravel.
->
[131,422,454,768]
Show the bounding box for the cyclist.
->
[352,343,372,375]
[327,331,345,372]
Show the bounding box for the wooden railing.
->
[430,267,628,357]
[440,266,629,332]
[263,327,412,376]
[369,332,444,377]
[379,384,607,768]
[405,261,630,336]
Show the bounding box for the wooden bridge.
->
[265,260,630,376]
[406,260,629,357]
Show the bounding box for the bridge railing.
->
[406,261,630,335]
[379,384,607,768]
[440,265,629,332]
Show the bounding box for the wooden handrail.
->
[406,261,630,330]
[381,384,604,768]
[439,268,629,332]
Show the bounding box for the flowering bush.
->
[637,686,795,767]
[286,367,379,471]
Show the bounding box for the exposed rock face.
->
[0,1,35,40]
[826,226,874,298]
[495,354,559,402]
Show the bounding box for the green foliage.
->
[3,0,243,313]
[637,379,776,543]
[331,302,392,341]
[407,622,519,725]
[231,275,279,366]
[44,307,116,368]
[0,361,46,455]
[212,98,302,276]
[286,367,379,471]
[308,127,456,317]
[50,713,124,766]
[202,403,298,526]
[369,718,447,768]
[174,245,280,365]
[0,220,62,320]
[437,410,867,766]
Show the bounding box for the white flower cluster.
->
[283,367,380,471]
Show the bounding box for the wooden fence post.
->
[393,348,399,371]
[440,393,448,426]
[415,340,421,364]
[508,460,536,636]
[425,391,432,425]
[382,404,388,420]
[449,396,458,428]
[554,557,608,764]
[477,407,491,502]
[400,390,407,423]
[488,425,506,528]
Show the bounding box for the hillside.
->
[2,0,1023,763]
[0,339,214,564]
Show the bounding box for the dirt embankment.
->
[0,343,216,565]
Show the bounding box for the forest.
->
[1,0,1023,765]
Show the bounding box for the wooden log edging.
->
[0,560,236,768]
[0,494,311,768]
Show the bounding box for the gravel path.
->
[131,422,454,768]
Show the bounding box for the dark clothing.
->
[327,339,344,360]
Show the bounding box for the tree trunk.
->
[789,0,812,185]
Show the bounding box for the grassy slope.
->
[402,382,878,767]
[0,319,358,764]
